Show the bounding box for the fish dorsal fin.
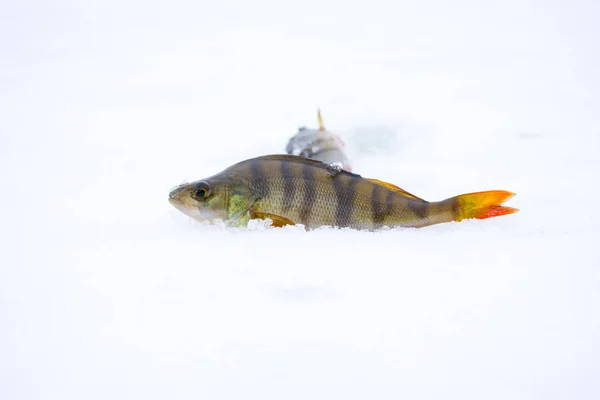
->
[243,155,361,176]
[317,109,325,131]
[366,178,426,201]
[249,154,332,167]
[226,155,363,182]
[250,211,295,227]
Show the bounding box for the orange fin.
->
[366,178,425,201]
[250,211,295,227]
[453,190,519,221]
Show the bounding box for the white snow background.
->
[1,0,599,399]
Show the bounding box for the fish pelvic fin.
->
[366,178,425,201]
[452,190,519,222]
[250,211,295,227]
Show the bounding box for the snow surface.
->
[1,0,600,399]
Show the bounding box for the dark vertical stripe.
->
[332,175,359,227]
[384,189,394,218]
[371,184,385,224]
[280,161,295,212]
[451,198,461,219]
[250,159,268,198]
[407,199,429,219]
[299,163,316,223]
[372,184,395,227]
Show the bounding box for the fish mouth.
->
[168,191,181,204]
[168,195,187,213]
[168,183,188,204]
[168,185,220,222]
[168,195,202,220]
[168,196,181,207]
[168,186,193,215]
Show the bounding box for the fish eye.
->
[191,181,211,200]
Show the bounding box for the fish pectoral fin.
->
[250,211,295,227]
[366,178,426,201]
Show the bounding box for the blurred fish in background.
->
[285,109,352,171]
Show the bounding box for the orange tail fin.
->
[453,190,519,222]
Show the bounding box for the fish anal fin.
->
[250,211,295,227]
[366,178,425,201]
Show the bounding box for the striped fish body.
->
[219,155,516,230]
[169,155,517,230]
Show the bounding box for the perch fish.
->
[169,155,518,230]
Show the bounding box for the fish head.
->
[168,173,254,225]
